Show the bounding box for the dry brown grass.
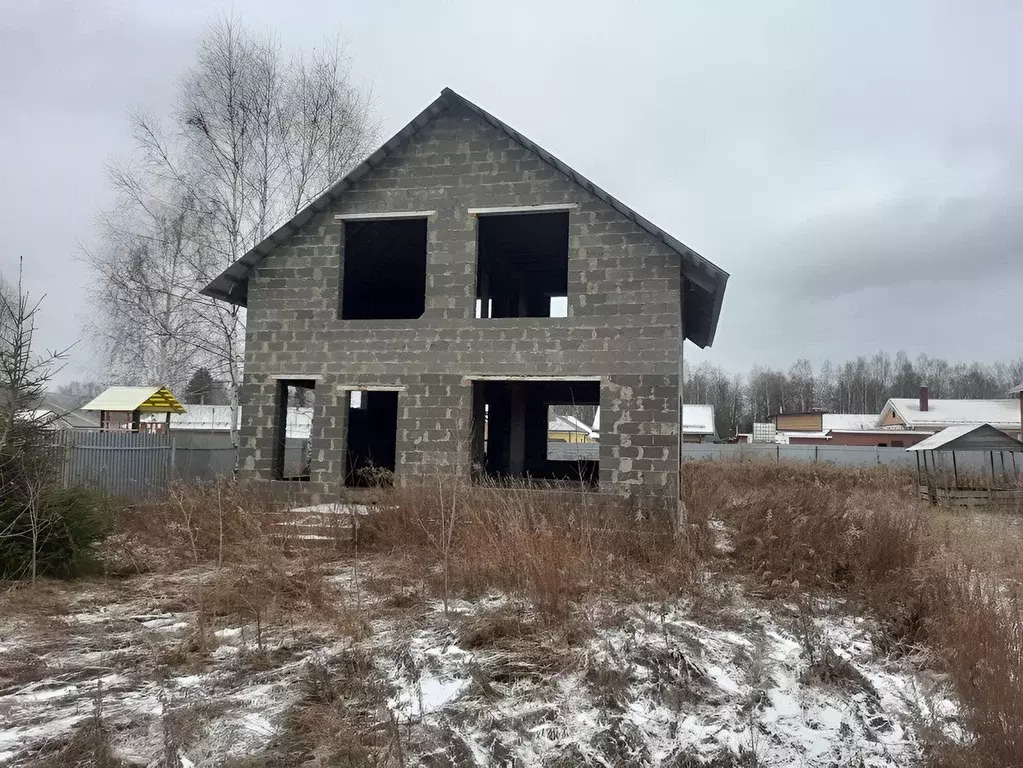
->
[363,477,705,619]
[40,465,1019,764]
[275,649,404,766]
[685,461,930,603]
[684,459,1023,767]
[113,477,293,570]
[107,479,340,670]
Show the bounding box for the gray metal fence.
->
[50,430,172,497]
[48,431,314,497]
[51,431,1006,498]
[682,442,1001,473]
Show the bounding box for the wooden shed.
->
[908,423,1023,506]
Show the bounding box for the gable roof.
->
[548,414,594,435]
[907,423,1023,452]
[879,398,1021,430]
[36,393,101,429]
[81,386,187,414]
[200,88,729,348]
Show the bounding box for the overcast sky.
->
[2,0,1020,383]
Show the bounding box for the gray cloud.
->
[1,0,1021,380]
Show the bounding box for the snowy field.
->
[0,554,960,766]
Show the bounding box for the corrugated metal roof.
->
[590,403,715,436]
[200,88,729,348]
[81,386,186,414]
[907,423,1023,452]
[821,413,877,431]
[1009,381,1023,395]
[682,404,717,435]
[880,398,1021,429]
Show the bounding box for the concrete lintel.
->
[333,211,436,221]
[463,375,602,383]
[468,203,579,216]
[269,374,325,382]
[335,385,408,392]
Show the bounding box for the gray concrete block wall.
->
[241,103,684,504]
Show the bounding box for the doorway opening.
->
[272,379,316,481]
[344,390,399,487]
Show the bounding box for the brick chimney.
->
[919,385,929,412]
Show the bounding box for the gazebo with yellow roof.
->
[80,386,186,433]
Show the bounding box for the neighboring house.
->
[682,404,718,443]
[878,387,1022,440]
[770,411,875,435]
[548,414,595,444]
[28,393,101,429]
[820,429,931,448]
[200,87,729,504]
[80,386,186,433]
[769,411,920,447]
[767,410,920,447]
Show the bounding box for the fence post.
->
[814,445,818,464]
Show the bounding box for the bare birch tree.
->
[83,190,206,392]
[86,16,377,446]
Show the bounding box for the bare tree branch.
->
[83,15,377,447]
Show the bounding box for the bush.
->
[0,486,112,579]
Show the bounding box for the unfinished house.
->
[202,88,729,507]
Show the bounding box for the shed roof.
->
[907,423,1023,452]
[879,398,1021,430]
[81,386,186,414]
[200,88,729,348]
[1009,381,1023,395]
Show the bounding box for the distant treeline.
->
[685,352,1023,439]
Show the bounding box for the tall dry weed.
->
[685,459,1023,766]
[112,478,332,644]
[365,477,704,618]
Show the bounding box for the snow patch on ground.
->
[0,565,960,766]
[366,599,958,766]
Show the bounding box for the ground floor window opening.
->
[470,379,599,488]
[344,390,398,487]
[272,380,316,481]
